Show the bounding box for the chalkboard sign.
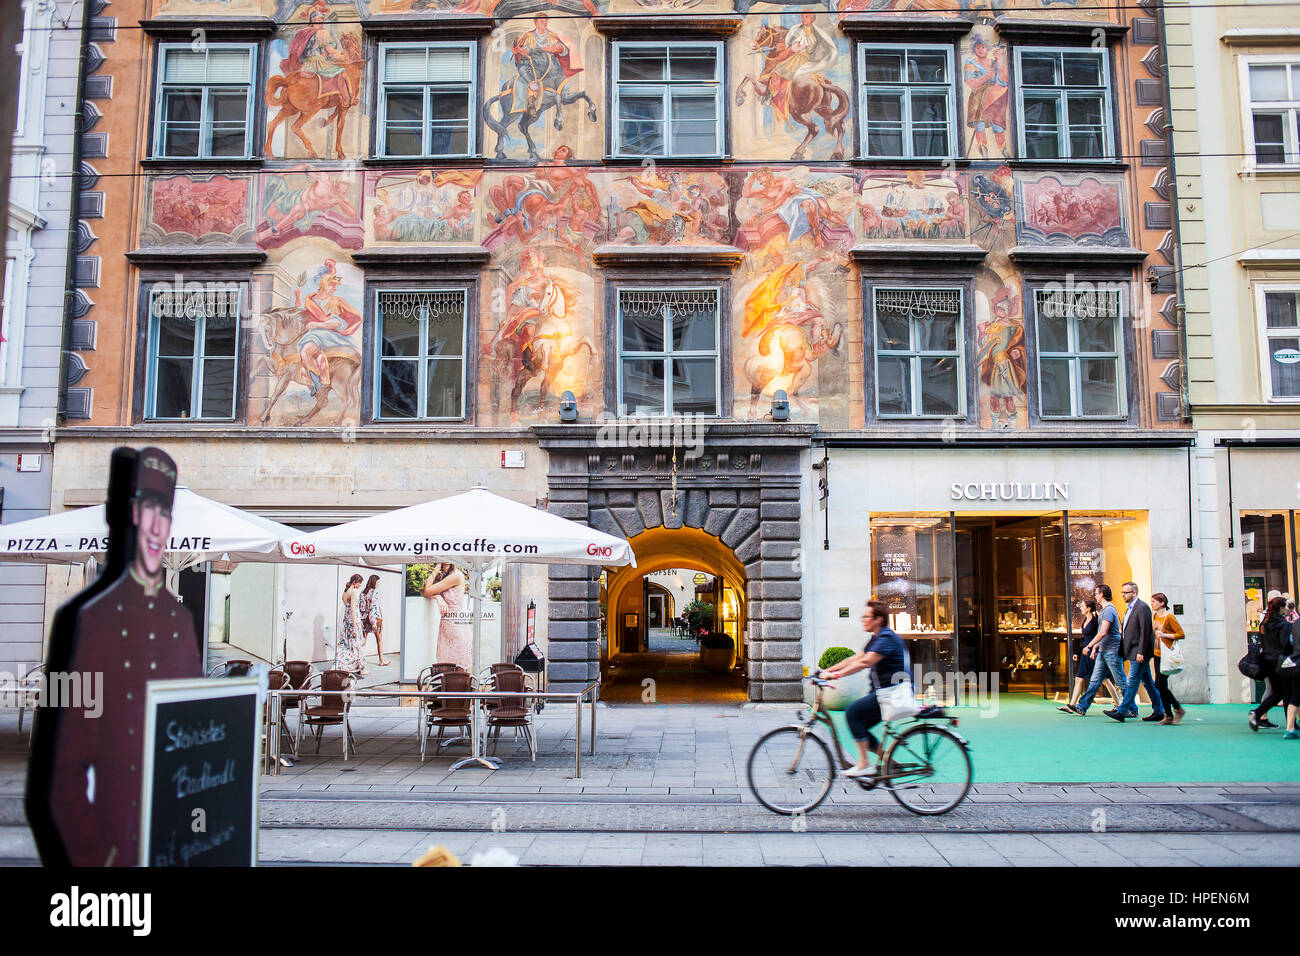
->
[139,677,260,867]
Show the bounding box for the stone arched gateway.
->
[536,424,814,702]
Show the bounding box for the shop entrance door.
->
[952,515,1070,700]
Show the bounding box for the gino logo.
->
[289,541,315,556]
[586,543,613,557]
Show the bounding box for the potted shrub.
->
[699,631,735,673]
[813,646,868,710]
[683,599,714,642]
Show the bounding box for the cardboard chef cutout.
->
[26,447,202,866]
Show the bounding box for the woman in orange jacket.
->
[1151,592,1186,725]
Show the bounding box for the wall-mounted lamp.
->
[1146,267,1161,294]
[559,390,578,423]
[770,389,790,422]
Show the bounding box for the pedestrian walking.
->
[1251,594,1291,731]
[1060,599,1105,712]
[1150,591,1186,725]
[1064,584,1128,716]
[1277,617,1299,740]
[359,574,391,666]
[1106,582,1166,723]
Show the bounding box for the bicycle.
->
[746,676,973,816]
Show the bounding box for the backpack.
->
[1237,633,1263,680]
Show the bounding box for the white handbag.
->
[1160,637,1185,675]
[877,647,920,721]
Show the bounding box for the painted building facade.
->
[43,0,1192,702]
[1,0,83,676]
[1167,0,1300,704]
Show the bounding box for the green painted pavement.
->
[825,695,1300,783]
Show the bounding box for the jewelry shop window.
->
[612,41,724,158]
[377,41,476,158]
[146,281,241,420]
[617,288,720,416]
[153,43,257,160]
[873,287,964,418]
[374,289,468,421]
[1034,285,1125,419]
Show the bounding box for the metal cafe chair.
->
[207,659,254,678]
[276,660,314,757]
[262,668,292,767]
[296,669,358,760]
[16,663,46,745]
[485,668,536,762]
[419,670,474,762]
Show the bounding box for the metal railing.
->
[264,682,600,778]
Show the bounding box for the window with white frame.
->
[153,44,257,159]
[377,42,476,158]
[1015,47,1112,160]
[859,45,955,159]
[1034,286,1125,418]
[873,287,964,418]
[1259,287,1300,400]
[374,289,468,420]
[612,42,723,157]
[1,256,13,388]
[618,288,720,415]
[146,282,240,420]
[1244,58,1300,166]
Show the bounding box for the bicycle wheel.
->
[746,726,837,816]
[883,724,973,816]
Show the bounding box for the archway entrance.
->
[600,527,747,705]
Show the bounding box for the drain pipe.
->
[56,0,93,424]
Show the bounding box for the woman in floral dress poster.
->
[423,562,472,671]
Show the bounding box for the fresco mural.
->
[257,167,363,250]
[369,169,482,244]
[857,170,967,241]
[140,175,255,246]
[969,163,1015,252]
[252,253,364,426]
[1016,174,1129,247]
[483,152,602,254]
[483,14,602,161]
[482,245,598,424]
[735,166,854,254]
[962,28,1011,162]
[265,1,365,160]
[974,268,1028,430]
[606,169,729,245]
[733,12,852,161]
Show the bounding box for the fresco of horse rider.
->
[734,11,852,162]
[484,13,602,161]
[266,1,365,161]
[254,252,365,427]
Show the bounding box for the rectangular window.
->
[377,42,476,158]
[873,287,964,418]
[859,44,955,159]
[612,42,723,158]
[1015,47,1112,160]
[153,44,256,159]
[374,289,468,420]
[618,288,720,416]
[1244,59,1300,166]
[146,283,241,420]
[1260,287,1300,400]
[1034,286,1125,419]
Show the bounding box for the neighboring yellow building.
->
[1167,0,1300,703]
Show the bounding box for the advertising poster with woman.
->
[403,561,503,680]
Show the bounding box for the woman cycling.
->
[819,599,910,778]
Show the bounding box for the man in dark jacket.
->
[1106,582,1167,723]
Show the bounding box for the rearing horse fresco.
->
[736,23,850,162]
[483,45,598,160]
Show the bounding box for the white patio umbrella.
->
[0,487,300,570]
[293,486,635,769]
